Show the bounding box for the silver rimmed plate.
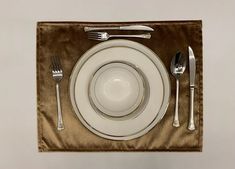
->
[69,39,170,140]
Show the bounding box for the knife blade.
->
[188,46,196,131]
[84,25,154,32]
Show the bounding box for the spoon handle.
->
[173,79,180,127]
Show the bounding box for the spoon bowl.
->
[171,52,186,78]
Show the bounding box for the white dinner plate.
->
[69,39,170,140]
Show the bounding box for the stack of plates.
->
[69,39,170,140]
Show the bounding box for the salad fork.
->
[87,32,151,41]
[51,56,64,131]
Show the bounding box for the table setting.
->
[37,20,203,151]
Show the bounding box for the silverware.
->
[188,46,196,131]
[84,25,154,32]
[170,52,186,127]
[51,56,64,131]
[87,32,151,41]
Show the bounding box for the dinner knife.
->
[188,46,196,131]
[84,25,154,32]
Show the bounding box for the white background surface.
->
[0,0,234,168]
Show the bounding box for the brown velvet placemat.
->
[37,20,203,152]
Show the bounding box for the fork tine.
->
[88,36,100,40]
[53,56,58,71]
[51,56,62,72]
[88,35,99,40]
[58,58,62,71]
[89,31,102,35]
[55,56,59,71]
[56,56,61,69]
[87,32,96,36]
[87,34,97,38]
[51,56,56,71]
[89,37,101,40]
[95,32,102,37]
[87,32,102,40]
[88,33,99,38]
[55,56,62,71]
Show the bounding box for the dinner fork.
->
[87,32,151,41]
[51,56,64,131]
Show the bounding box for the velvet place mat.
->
[37,20,203,152]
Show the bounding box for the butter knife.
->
[188,46,196,131]
[84,25,154,32]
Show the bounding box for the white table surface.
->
[0,0,234,169]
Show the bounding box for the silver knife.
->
[188,46,196,131]
[84,25,154,32]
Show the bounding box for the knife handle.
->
[84,26,119,32]
[188,87,195,131]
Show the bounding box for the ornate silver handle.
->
[109,33,151,39]
[84,26,119,32]
[56,83,64,131]
[188,87,195,130]
[173,79,180,127]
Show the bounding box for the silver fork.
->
[87,32,151,41]
[51,56,64,131]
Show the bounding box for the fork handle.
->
[56,83,64,131]
[109,33,151,39]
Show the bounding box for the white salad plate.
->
[69,39,170,140]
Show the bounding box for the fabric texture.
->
[37,20,203,152]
